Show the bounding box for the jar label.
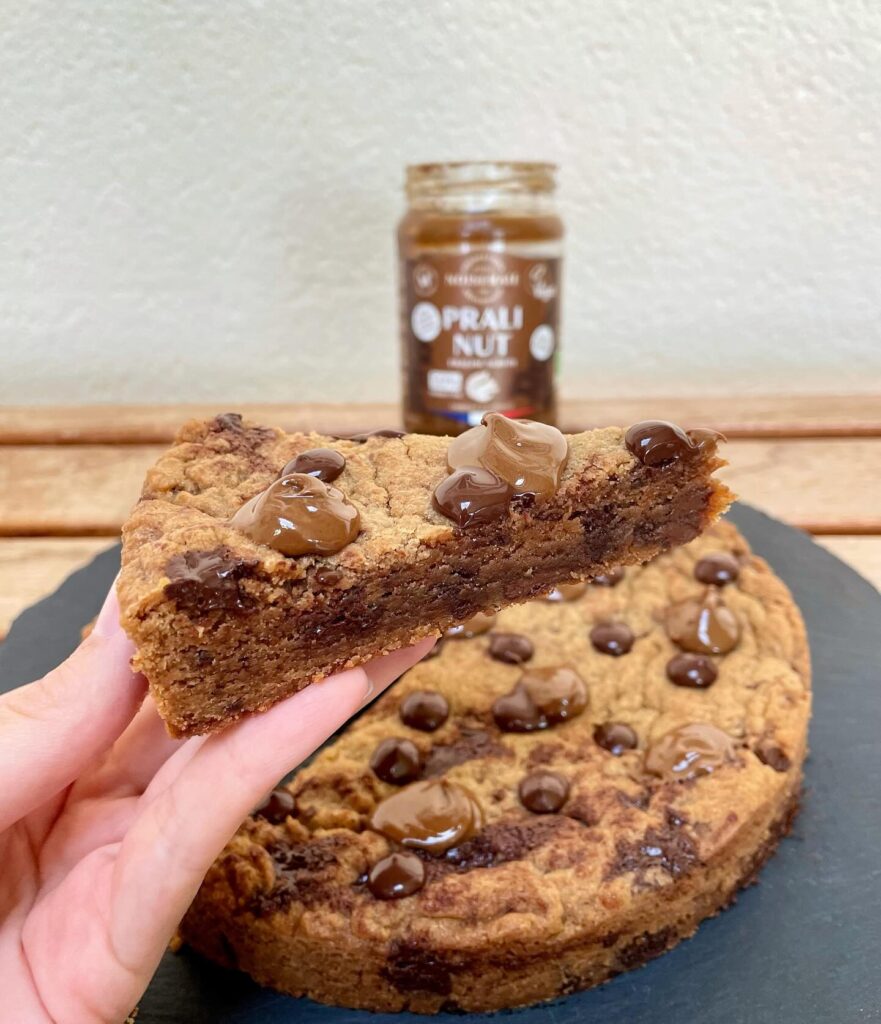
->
[401,253,560,427]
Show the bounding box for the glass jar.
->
[398,161,564,435]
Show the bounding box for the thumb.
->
[0,586,145,831]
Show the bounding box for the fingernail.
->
[93,578,122,639]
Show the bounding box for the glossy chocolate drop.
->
[667,590,740,655]
[644,723,737,781]
[446,412,569,499]
[230,473,360,557]
[367,851,426,900]
[370,738,423,785]
[625,420,700,468]
[314,566,344,587]
[518,770,570,814]
[164,548,258,614]
[591,566,625,587]
[369,779,483,854]
[339,428,406,442]
[593,722,638,756]
[254,787,295,823]
[493,667,588,732]
[432,467,513,528]
[400,691,450,732]
[694,552,740,586]
[544,581,587,602]
[488,632,534,665]
[444,612,496,639]
[666,652,719,689]
[281,448,346,483]
[492,683,544,732]
[590,622,635,657]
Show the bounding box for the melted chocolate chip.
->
[625,420,701,467]
[488,632,534,665]
[369,738,423,785]
[254,788,295,823]
[694,552,740,586]
[212,412,244,431]
[644,723,737,781]
[369,779,483,855]
[446,412,569,499]
[432,466,513,528]
[314,566,344,587]
[591,566,625,587]
[493,667,588,733]
[164,548,258,615]
[400,692,450,732]
[281,448,346,483]
[230,473,360,557]
[367,852,425,900]
[666,652,719,688]
[444,612,496,638]
[341,428,406,442]
[518,770,570,814]
[667,590,740,655]
[594,722,638,755]
[544,581,587,602]
[590,622,635,657]
[755,740,791,772]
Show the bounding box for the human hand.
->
[1,585,432,1024]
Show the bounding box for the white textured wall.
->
[2,0,880,405]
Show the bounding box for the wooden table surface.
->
[1,395,879,642]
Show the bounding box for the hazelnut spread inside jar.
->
[399,162,563,435]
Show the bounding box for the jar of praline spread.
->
[398,162,563,435]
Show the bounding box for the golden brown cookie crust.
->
[119,414,730,736]
[180,521,810,1013]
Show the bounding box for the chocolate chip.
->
[493,667,588,733]
[314,566,344,587]
[755,741,791,772]
[488,632,534,665]
[446,412,569,499]
[594,722,638,755]
[694,552,740,586]
[400,691,450,732]
[231,473,360,557]
[340,428,406,442]
[544,581,587,602]
[212,412,244,431]
[254,787,295,823]
[492,683,543,732]
[164,548,258,615]
[666,653,719,688]
[624,420,698,467]
[367,852,425,900]
[444,612,496,638]
[370,779,483,854]
[518,770,570,814]
[432,466,513,528]
[370,738,423,785]
[282,448,346,483]
[591,566,625,587]
[590,622,635,657]
[644,723,736,781]
[667,590,740,655]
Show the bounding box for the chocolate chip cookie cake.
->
[179,519,810,1013]
[119,413,730,736]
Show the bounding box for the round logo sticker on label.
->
[529,324,556,362]
[411,302,442,343]
[464,370,500,403]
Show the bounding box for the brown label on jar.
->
[401,252,560,428]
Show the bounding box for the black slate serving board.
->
[2,505,880,1023]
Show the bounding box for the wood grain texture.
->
[1,394,880,444]
[0,538,113,640]
[1,437,879,536]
